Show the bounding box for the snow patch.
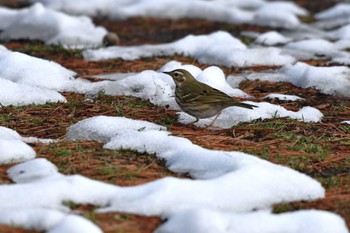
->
[0,3,107,48]
[264,93,304,101]
[83,31,295,67]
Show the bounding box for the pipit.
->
[163,69,257,126]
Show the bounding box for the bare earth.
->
[0,1,349,232]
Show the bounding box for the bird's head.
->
[163,69,194,87]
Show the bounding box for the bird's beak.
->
[162,71,171,75]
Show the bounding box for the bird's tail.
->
[237,102,257,109]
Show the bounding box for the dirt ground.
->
[0,1,349,232]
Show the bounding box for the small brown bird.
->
[163,69,257,126]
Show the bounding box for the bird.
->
[163,69,257,126]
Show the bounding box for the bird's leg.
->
[205,111,222,128]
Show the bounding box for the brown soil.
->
[0,1,349,232]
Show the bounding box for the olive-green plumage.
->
[164,69,257,122]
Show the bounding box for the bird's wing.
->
[190,82,233,104]
[177,82,257,109]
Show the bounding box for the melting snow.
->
[32,0,306,28]
[0,116,347,232]
[0,49,76,90]
[0,127,36,164]
[178,102,322,128]
[255,31,292,45]
[0,1,349,232]
[263,93,304,101]
[83,31,295,67]
[155,209,348,233]
[246,62,350,97]
[0,3,107,48]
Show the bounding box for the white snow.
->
[98,119,313,180]
[255,31,292,45]
[158,60,202,77]
[195,66,250,97]
[48,215,103,233]
[29,0,118,16]
[111,0,255,24]
[7,158,60,183]
[69,116,325,215]
[0,173,115,210]
[100,70,177,108]
[178,102,322,129]
[0,126,36,164]
[101,168,322,215]
[0,115,346,232]
[282,36,350,65]
[93,62,251,109]
[0,49,75,90]
[246,62,350,97]
[67,115,166,142]
[0,46,75,106]
[83,31,246,60]
[0,127,58,164]
[0,3,107,48]
[87,62,323,129]
[0,208,103,233]
[73,62,323,129]
[213,0,265,10]
[282,62,350,96]
[0,208,66,231]
[284,38,336,55]
[92,62,322,128]
[83,31,295,67]
[0,48,74,105]
[0,155,338,232]
[31,0,306,28]
[155,209,349,233]
[21,137,58,144]
[91,72,138,81]
[334,40,350,50]
[253,2,307,28]
[0,46,109,106]
[329,24,350,40]
[0,139,36,164]
[0,79,66,106]
[64,116,347,233]
[264,93,304,101]
[0,1,349,232]
[0,126,57,145]
[315,3,350,20]
[0,126,22,140]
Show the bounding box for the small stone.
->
[103,32,120,46]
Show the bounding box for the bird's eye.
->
[174,73,180,77]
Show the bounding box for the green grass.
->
[317,176,344,189]
[159,114,178,126]
[339,125,350,134]
[299,15,317,23]
[99,166,121,176]
[331,104,347,112]
[235,118,338,174]
[15,42,82,59]
[83,210,98,222]
[240,36,255,46]
[62,200,79,209]
[243,146,270,160]
[272,203,295,214]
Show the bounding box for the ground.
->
[0,2,349,233]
